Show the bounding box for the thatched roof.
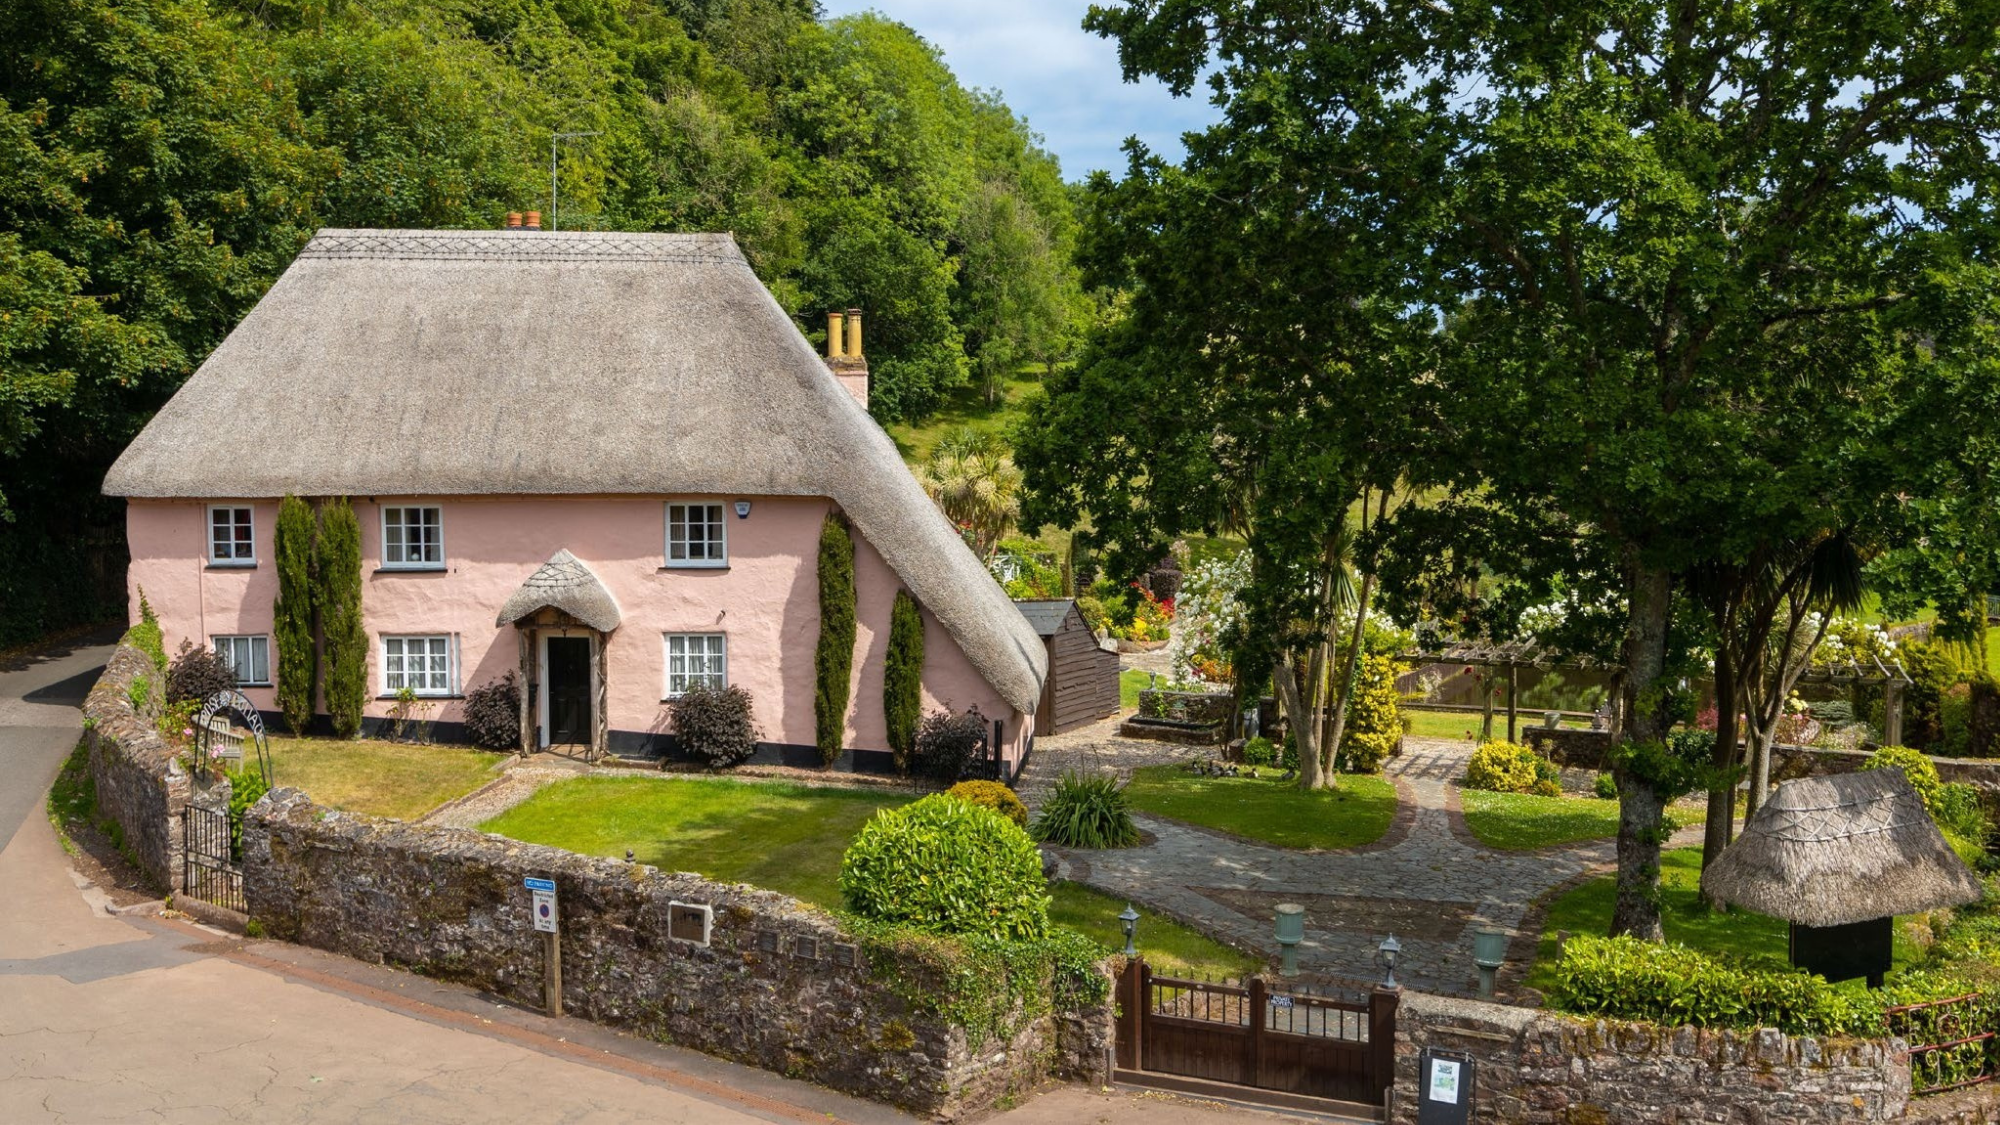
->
[496,550,621,633]
[1701,770,1982,928]
[104,228,1047,711]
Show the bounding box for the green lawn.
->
[1051,881,1263,979]
[1119,668,1149,710]
[884,365,1045,463]
[1122,764,1398,849]
[1526,847,1922,994]
[1401,708,1593,742]
[266,737,507,820]
[481,775,909,909]
[1460,789,1622,850]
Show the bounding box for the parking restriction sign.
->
[525,877,558,934]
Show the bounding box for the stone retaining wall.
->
[82,640,193,893]
[244,789,1113,1119]
[1391,992,1911,1124]
[1774,744,2000,794]
[1521,727,1614,770]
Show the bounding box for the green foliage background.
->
[0,0,1082,643]
[814,512,856,763]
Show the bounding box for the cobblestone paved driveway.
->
[1031,733,1695,998]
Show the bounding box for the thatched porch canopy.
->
[1701,770,1982,928]
[497,549,622,633]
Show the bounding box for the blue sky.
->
[817,1,1221,180]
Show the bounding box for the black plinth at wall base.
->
[1790,916,1893,988]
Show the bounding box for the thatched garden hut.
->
[1701,769,1982,986]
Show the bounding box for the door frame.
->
[537,628,598,749]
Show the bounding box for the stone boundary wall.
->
[1774,744,2000,794]
[1390,992,1912,1124]
[244,789,1112,1118]
[82,640,193,893]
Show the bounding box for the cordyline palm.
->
[920,429,1021,559]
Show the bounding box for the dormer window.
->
[208,505,255,566]
[665,503,727,567]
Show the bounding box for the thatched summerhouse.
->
[105,227,1047,771]
[1701,769,1982,985]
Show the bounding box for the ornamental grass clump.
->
[840,794,1049,941]
[1031,772,1141,849]
[1464,740,1561,796]
[946,779,1028,826]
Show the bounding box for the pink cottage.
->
[104,228,1047,775]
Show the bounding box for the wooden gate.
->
[1114,959,1397,1109]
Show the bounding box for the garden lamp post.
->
[1119,904,1140,957]
[1378,934,1402,990]
[1472,927,1508,998]
[1275,903,1305,977]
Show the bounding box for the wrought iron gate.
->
[1114,959,1398,1108]
[182,803,244,913]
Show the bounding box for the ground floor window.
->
[211,635,270,686]
[664,633,727,696]
[383,635,454,695]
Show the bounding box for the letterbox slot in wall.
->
[668,901,713,946]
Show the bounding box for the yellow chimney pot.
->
[826,311,844,359]
[845,308,863,359]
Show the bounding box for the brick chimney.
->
[825,308,868,409]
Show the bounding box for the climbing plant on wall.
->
[273,494,317,734]
[315,498,366,738]
[884,589,926,772]
[816,512,857,765]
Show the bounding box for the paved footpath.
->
[1048,736,1697,997]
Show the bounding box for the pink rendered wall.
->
[125,496,1029,763]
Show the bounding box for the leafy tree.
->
[273,495,318,734]
[919,428,1021,559]
[315,498,365,738]
[883,589,925,773]
[1083,0,2000,937]
[814,511,856,764]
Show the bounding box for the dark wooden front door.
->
[547,637,592,745]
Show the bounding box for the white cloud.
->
[817,0,1220,179]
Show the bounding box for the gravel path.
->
[1048,735,1701,998]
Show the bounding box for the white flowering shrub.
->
[1165,553,1250,685]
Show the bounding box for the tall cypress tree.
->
[315,498,366,738]
[883,589,925,773]
[273,494,317,734]
[814,512,857,765]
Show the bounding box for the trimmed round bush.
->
[947,779,1028,826]
[1465,740,1561,796]
[167,640,238,705]
[463,673,522,751]
[1031,772,1141,849]
[1861,745,1943,811]
[840,794,1049,940]
[1241,736,1275,767]
[669,683,761,768]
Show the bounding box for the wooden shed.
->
[1016,599,1121,736]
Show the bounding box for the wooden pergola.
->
[1399,640,1912,745]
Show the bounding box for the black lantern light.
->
[1119,904,1140,957]
[1379,933,1403,990]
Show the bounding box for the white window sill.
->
[378,564,447,573]
[376,692,461,701]
[660,562,729,571]
[206,560,258,570]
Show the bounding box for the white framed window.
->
[663,633,727,696]
[208,505,255,565]
[382,635,456,696]
[665,503,727,567]
[382,505,444,569]
[212,635,271,687]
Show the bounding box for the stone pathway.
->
[1014,714,1207,810]
[1052,736,1699,999]
[421,755,592,829]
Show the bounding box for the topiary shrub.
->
[1337,653,1403,773]
[463,672,522,751]
[1551,934,1878,1035]
[840,793,1049,940]
[1242,736,1275,767]
[1465,740,1560,796]
[914,708,987,784]
[947,779,1028,826]
[167,640,238,705]
[273,494,318,734]
[670,683,761,768]
[815,513,857,765]
[316,498,367,738]
[1594,770,1618,799]
[129,587,167,673]
[884,590,925,773]
[1862,745,1944,811]
[1031,772,1141,848]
